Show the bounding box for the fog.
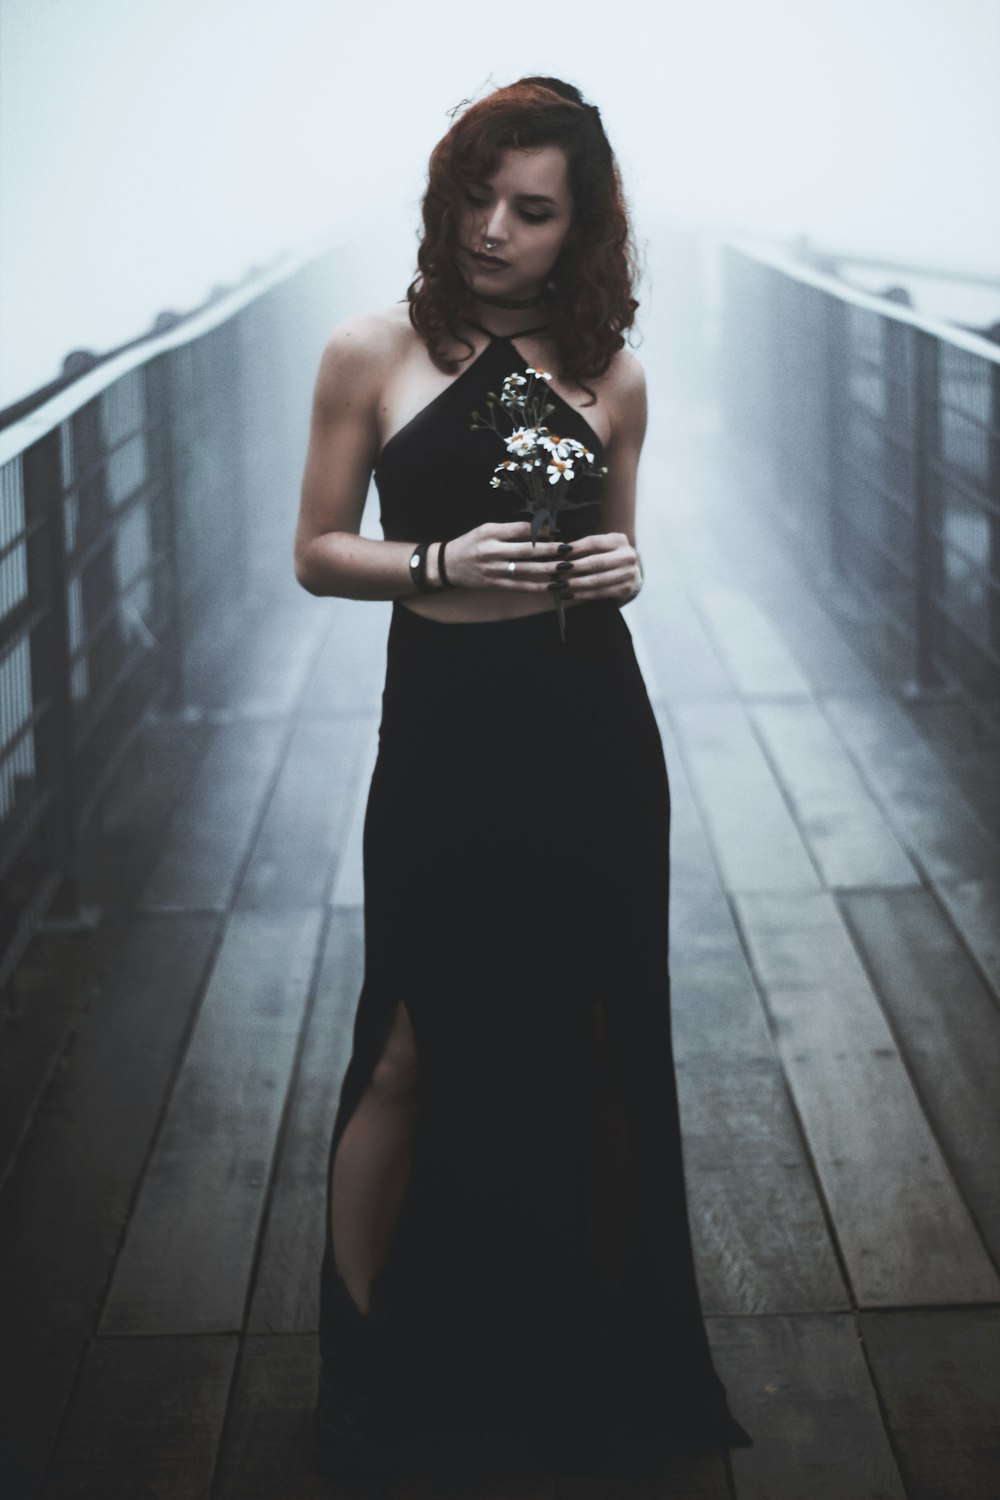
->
[2,0,998,407]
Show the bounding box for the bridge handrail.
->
[723,236,1000,364]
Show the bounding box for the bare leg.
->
[331,998,420,1317]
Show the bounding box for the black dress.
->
[317,322,752,1459]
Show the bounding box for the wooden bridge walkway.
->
[2,390,999,1499]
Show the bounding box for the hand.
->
[535,530,641,604]
[443,521,577,593]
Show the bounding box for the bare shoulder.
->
[313,303,415,408]
[600,346,647,446]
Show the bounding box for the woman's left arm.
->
[567,351,647,603]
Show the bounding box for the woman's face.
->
[457,144,574,300]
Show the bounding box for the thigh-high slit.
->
[317,597,751,1451]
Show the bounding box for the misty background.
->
[2,0,999,409]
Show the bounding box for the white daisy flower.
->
[525,367,552,381]
[490,476,502,488]
[546,458,575,484]
[538,433,573,458]
[505,427,538,456]
[503,373,528,387]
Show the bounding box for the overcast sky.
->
[2,0,998,406]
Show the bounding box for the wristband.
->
[438,539,456,589]
[409,541,435,593]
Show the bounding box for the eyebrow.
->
[517,193,558,206]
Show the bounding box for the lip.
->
[468,249,509,270]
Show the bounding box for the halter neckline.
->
[466,319,551,341]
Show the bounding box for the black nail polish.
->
[546,581,563,591]
[556,560,574,572]
[557,542,573,556]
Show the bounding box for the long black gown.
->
[317,321,752,1459]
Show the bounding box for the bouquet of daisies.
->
[471,366,607,643]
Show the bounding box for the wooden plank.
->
[330,720,380,908]
[2,720,211,1178]
[656,709,849,1313]
[749,701,919,889]
[632,577,733,703]
[86,716,214,912]
[0,917,218,1494]
[735,890,1000,1306]
[298,598,390,718]
[137,721,286,912]
[182,579,329,719]
[859,1309,1000,1500]
[100,908,324,1334]
[210,1334,342,1500]
[708,1314,906,1500]
[903,700,1000,841]
[671,890,850,1315]
[655,707,722,896]
[841,888,1000,1264]
[822,695,1000,884]
[691,585,813,698]
[935,876,1000,1004]
[668,701,822,893]
[236,715,371,911]
[39,1335,236,1500]
[247,907,362,1332]
[0,929,94,1179]
[693,452,895,698]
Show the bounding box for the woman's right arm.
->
[294,316,426,600]
[294,314,568,600]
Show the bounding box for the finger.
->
[489,521,534,536]
[566,565,635,591]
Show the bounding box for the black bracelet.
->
[438,539,456,589]
[408,541,434,593]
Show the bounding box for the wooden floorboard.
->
[735,889,1000,1307]
[0,916,218,1494]
[820,694,1000,886]
[841,888,1000,1267]
[38,1335,236,1500]
[748,699,920,889]
[708,1314,907,1500]
[247,908,362,1334]
[100,910,324,1335]
[235,714,371,912]
[671,890,849,1316]
[860,1309,1000,1500]
[934,875,1000,1003]
[668,700,823,894]
[138,721,289,913]
[4,381,1000,1497]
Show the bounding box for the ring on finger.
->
[507,561,517,577]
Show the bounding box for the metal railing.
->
[0,246,346,995]
[720,240,1000,728]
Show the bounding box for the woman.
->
[294,76,752,1477]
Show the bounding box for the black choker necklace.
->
[475,290,545,310]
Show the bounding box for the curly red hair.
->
[407,77,639,392]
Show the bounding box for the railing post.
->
[825,293,848,584]
[144,355,186,712]
[989,361,1000,670]
[23,427,79,914]
[908,329,943,694]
